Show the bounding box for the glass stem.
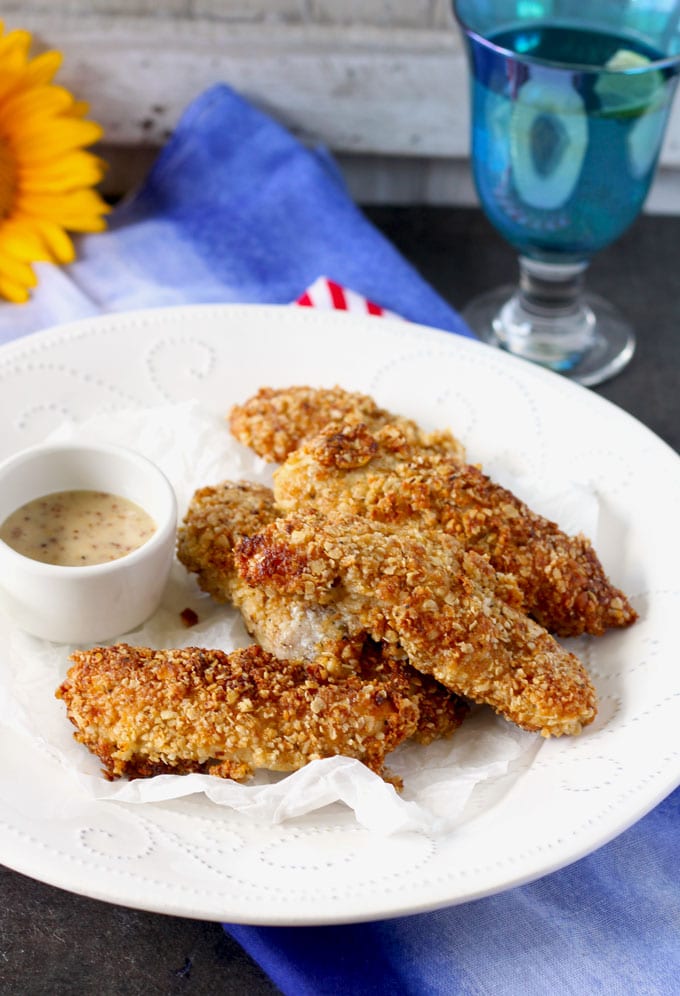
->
[461,256,636,384]
[518,257,589,319]
[488,257,597,371]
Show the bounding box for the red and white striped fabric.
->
[295,276,403,320]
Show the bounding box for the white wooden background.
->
[4,0,680,210]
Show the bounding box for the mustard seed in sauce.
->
[0,490,157,566]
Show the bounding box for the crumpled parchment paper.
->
[0,402,598,834]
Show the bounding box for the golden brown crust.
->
[176,479,299,657]
[177,479,353,663]
[56,643,420,782]
[357,639,469,745]
[273,421,637,637]
[235,511,598,737]
[177,479,468,743]
[228,385,465,464]
[177,479,279,602]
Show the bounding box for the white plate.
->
[0,304,678,925]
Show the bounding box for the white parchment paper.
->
[0,403,598,834]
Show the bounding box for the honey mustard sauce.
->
[0,490,156,566]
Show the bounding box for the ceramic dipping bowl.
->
[0,442,177,644]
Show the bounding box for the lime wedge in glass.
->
[596,49,664,118]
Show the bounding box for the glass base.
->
[463,284,636,387]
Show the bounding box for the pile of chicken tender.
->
[57,386,637,786]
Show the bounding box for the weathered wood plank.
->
[8,17,467,154]
[4,12,678,207]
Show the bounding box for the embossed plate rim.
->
[0,303,679,925]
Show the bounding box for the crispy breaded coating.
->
[273,421,637,638]
[177,479,468,742]
[176,480,283,646]
[228,385,465,464]
[177,479,352,663]
[357,639,469,746]
[56,644,420,782]
[235,511,598,737]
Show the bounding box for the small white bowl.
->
[0,442,177,644]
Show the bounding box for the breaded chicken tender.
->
[357,639,469,746]
[176,480,285,648]
[177,480,468,743]
[56,644,420,782]
[177,479,347,665]
[235,511,598,737]
[228,384,465,464]
[273,421,637,638]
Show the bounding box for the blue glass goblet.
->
[452,0,680,385]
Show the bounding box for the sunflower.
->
[0,22,110,302]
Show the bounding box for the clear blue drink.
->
[470,24,677,262]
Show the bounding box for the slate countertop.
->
[1,205,678,996]
[371,206,680,454]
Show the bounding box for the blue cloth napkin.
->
[0,82,676,996]
[0,84,471,343]
[227,788,679,995]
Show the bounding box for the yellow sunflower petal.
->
[0,84,75,124]
[0,30,32,70]
[0,272,32,304]
[15,218,76,264]
[19,163,107,195]
[70,100,90,118]
[10,118,104,158]
[0,68,26,103]
[0,250,38,287]
[18,185,110,219]
[21,147,106,171]
[0,219,54,262]
[63,215,109,234]
[19,176,104,196]
[22,50,62,88]
[0,24,108,301]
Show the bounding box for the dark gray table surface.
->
[370,205,680,454]
[1,206,678,996]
